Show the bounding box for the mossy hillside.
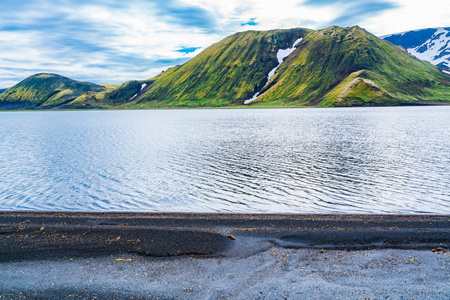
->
[2,26,449,110]
[254,26,382,104]
[253,26,450,106]
[40,88,75,107]
[0,73,106,109]
[333,77,395,106]
[320,70,395,106]
[101,80,147,106]
[65,80,146,108]
[100,83,121,88]
[127,25,449,108]
[63,92,109,109]
[134,28,311,107]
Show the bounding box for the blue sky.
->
[0,0,448,87]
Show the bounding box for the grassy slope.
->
[125,26,450,108]
[65,80,146,109]
[1,26,449,110]
[0,74,106,109]
[125,28,311,108]
[251,26,450,107]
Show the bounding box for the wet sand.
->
[1,212,449,299]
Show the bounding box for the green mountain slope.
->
[0,73,106,109]
[1,26,449,110]
[124,25,450,108]
[253,26,450,106]
[126,28,312,108]
[0,89,7,95]
[64,80,148,109]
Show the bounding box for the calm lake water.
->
[0,107,449,214]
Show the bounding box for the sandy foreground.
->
[0,212,449,299]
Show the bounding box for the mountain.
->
[0,73,107,109]
[0,89,6,95]
[125,28,312,108]
[382,27,450,70]
[125,25,450,108]
[1,26,450,110]
[0,73,150,110]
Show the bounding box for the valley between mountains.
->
[1,25,449,110]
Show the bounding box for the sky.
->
[0,0,448,88]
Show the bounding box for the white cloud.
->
[360,0,450,35]
[0,1,224,87]
[0,0,449,88]
[180,0,337,30]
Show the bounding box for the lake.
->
[0,107,449,214]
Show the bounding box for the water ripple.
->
[0,107,449,213]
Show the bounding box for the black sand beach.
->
[1,212,449,299]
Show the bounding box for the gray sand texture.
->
[1,248,449,299]
[1,213,449,299]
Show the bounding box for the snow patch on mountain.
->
[408,28,450,68]
[383,27,450,69]
[128,83,148,101]
[244,38,303,105]
[443,69,450,75]
[129,93,138,101]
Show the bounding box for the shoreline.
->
[1,212,448,261]
[1,102,450,112]
[1,212,449,299]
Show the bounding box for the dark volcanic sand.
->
[0,212,449,299]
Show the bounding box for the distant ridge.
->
[1,26,450,110]
[382,27,450,70]
[0,73,147,110]
[0,73,106,109]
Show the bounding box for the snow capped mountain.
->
[382,27,450,69]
